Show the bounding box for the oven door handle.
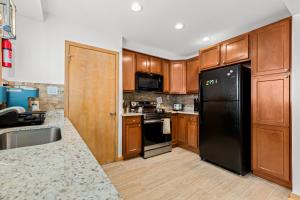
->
[143,119,164,124]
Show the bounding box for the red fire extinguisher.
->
[2,39,12,68]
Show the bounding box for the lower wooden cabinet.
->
[172,114,199,153]
[252,124,290,187]
[122,116,142,159]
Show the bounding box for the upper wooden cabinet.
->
[150,57,162,74]
[136,53,162,74]
[170,61,186,94]
[122,116,142,160]
[123,50,136,92]
[221,34,249,65]
[251,18,291,76]
[163,61,170,93]
[199,45,220,70]
[186,57,200,93]
[252,73,290,127]
[136,54,150,73]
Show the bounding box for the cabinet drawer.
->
[124,116,141,124]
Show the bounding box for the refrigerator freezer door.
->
[200,101,243,174]
[200,65,240,101]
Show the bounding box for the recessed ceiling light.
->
[131,2,142,12]
[202,37,210,42]
[175,23,184,30]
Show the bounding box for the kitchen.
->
[0,0,300,200]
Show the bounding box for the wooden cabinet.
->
[171,114,178,146]
[252,124,290,186]
[199,45,220,70]
[252,74,290,127]
[122,50,136,92]
[136,53,162,74]
[170,61,186,94]
[163,61,170,93]
[186,115,199,152]
[150,57,162,74]
[251,18,291,187]
[122,116,142,159]
[172,114,199,153]
[136,54,150,73]
[221,34,249,65]
[251,18,291,76]
[186,57,200,93]
[177,114,187,144]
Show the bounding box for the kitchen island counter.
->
[0,110,121,200]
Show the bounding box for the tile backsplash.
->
[3,80,64,111]
[123,92,198,111]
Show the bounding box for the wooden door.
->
[136,53,150,73]
[170,61,186,94]
[150,57,162,74]
[177,114,186,144]
[252,124,290,184]
[65,41,118,164]
[221,34,249,65]
[251,18,290,76]
[252,74,290,127]
[186,116,199,152]
[163,61,170,93]
[123,50,136,92]
[171,114,178,146]
[186,57,200,93]
[199,45,220,70]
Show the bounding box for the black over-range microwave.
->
[135,72,163,92]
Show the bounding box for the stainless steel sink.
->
[0,127,62,150]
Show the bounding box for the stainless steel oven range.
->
[139,101,172,158]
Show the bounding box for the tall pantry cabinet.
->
[251,18,291,187]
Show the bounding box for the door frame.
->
[64,40,119,162]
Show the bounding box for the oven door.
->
[136,72,163,92]
[143,119,171,150]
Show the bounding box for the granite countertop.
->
[122,112,144,117]
[169,111,199,115]
[123,111,199,116]
[0,110,121,200]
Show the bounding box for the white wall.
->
[292,13,300,195]
[3,14,122,84]
[2,14,124,157]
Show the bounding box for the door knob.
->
[109,112,116,116]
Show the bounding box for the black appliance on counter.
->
[199,64,251,175]
[0,107,46,128]
[138,101,172,158]
[136,72,163,92]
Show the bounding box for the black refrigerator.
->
[199,64,251,175]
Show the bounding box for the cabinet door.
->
[252,124,290,184]
[177,114,187,144]
[170,61,186,94]
[186,116,199,151]
[186,57,200,93]
[252,74,290,127]
[163,61,170,93]
[199,45,220,70]
[221,34,249,65]
[252,19,290,75]
[171,114,178,146]
[136,54,150,73]
[150,57,162,74]
[122,50,136,91]
[124,122,141,156]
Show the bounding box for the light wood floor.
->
[103,148,291,200]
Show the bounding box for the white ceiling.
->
[15,0,291,59]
